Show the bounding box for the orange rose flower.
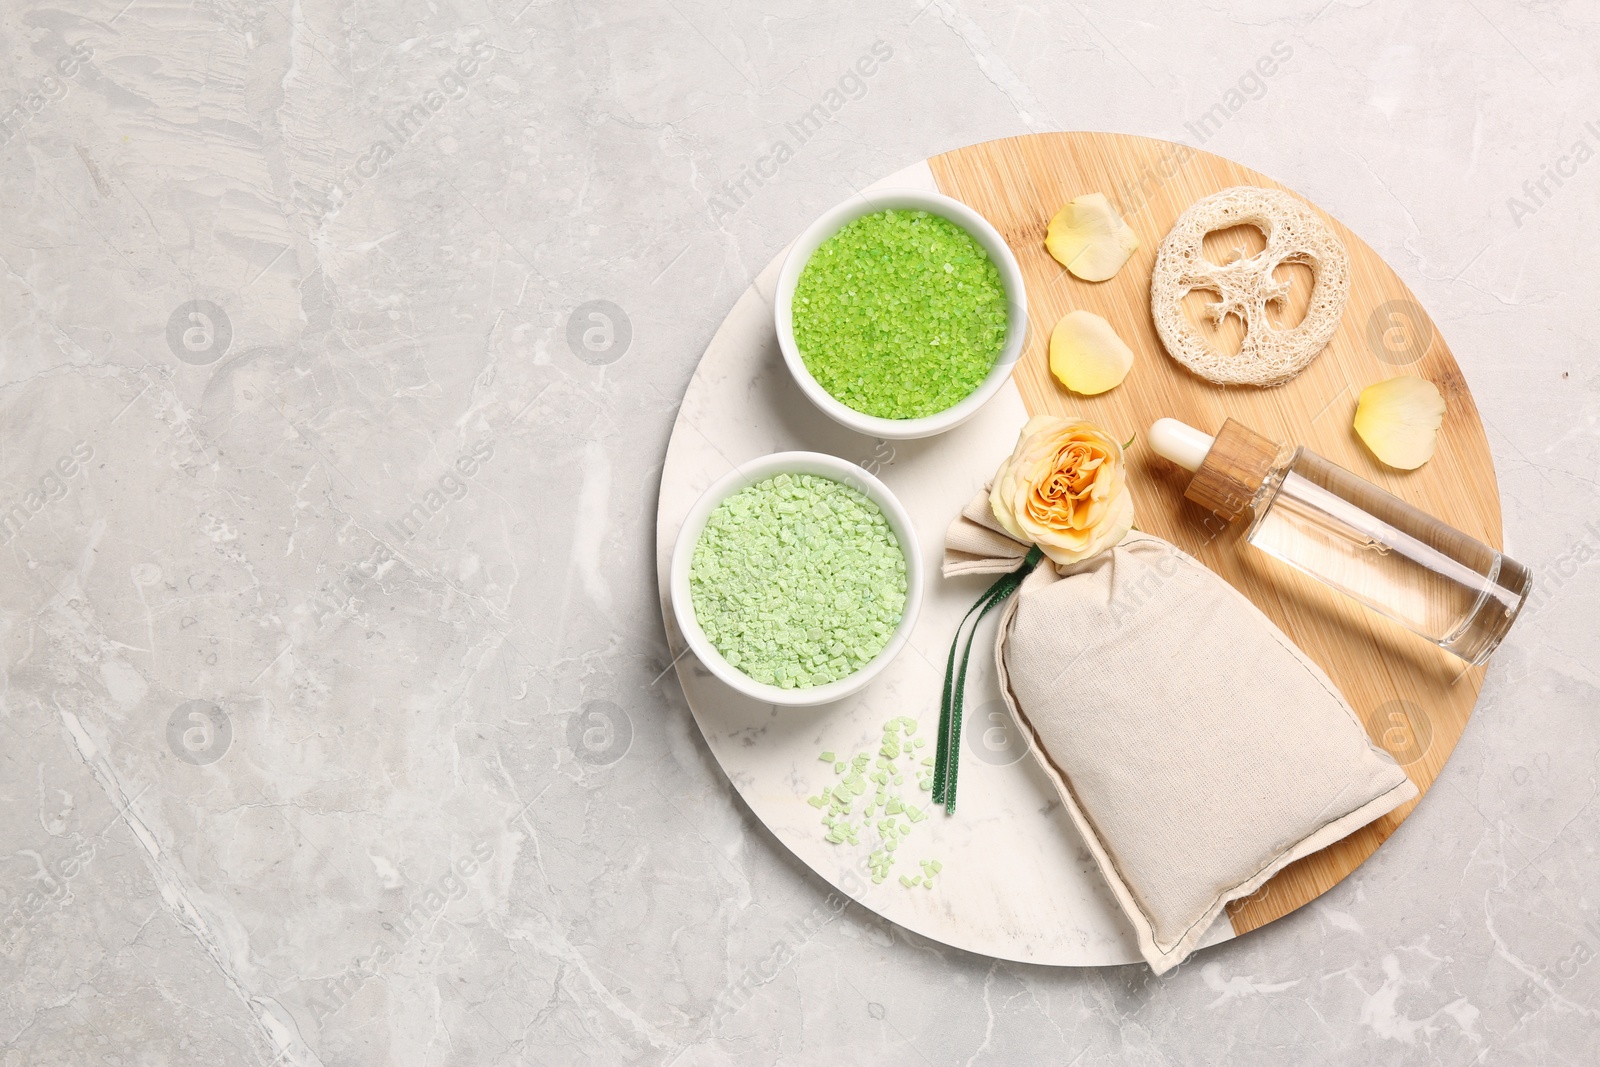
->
[990,415,1135,567]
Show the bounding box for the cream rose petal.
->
[1045,193,1140,282]
[1049,310,1136,395]
[1353,375,1446,470]
[989,459,1030,544]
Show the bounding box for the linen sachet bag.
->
[944,487,1418,974]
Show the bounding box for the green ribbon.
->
[932,544,1044,814]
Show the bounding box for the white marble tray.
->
[653,162,1232,965]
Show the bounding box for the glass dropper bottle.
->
[1149,417,1529,665]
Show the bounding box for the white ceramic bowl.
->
[774,188,1028,441]
[670,451,924,707]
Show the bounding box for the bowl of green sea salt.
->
[670,451,924,707]
[775,189,1028,440]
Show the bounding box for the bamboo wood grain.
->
[929,132,1500,937]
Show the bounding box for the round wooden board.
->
[927,132,1499,935]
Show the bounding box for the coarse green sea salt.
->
[689,473,907,689]
[805,717,942,889]
[793,209,1009,420]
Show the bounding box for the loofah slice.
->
[1150,186,1350,387]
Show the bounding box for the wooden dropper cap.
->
[1149,417,1287,524]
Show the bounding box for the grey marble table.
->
[2,1,1597,1064]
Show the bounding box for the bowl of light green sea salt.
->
[775,188,1028,440]
[670,451,923,707]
